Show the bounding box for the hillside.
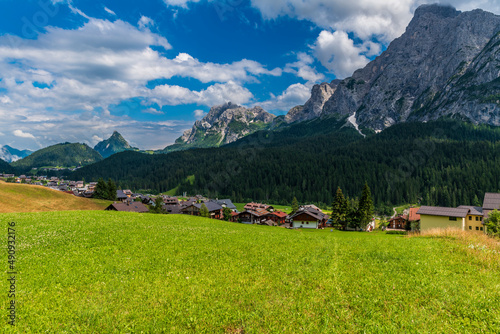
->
[71,119,500,209]
[161,102,276,153]
[0,181,110,212]
[94,131,138,158]
[2,211,499,332]
[11,142,103,170]
[0,157,17,174]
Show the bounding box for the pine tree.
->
[93,178,107,200]
[473,194,481,207]
[291,197,299,214]
[331,187,350,230]
[107,178,117,201]
[358,182,374,230]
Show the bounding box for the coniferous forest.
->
[70,119,500,212]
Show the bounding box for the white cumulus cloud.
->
[259,83,312,112]
[314,30,377,79]
[138,16,155,30]
[193,109,207,119]
[284,53,324,83]
[148,81,254,107]
[13,130,36,139]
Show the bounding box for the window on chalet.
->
[480,227,484,231]
[449,217,457,221]
[476,217,479,221]
[468,216,472,220]
[476,226,479,231]
[469,226,472,230]
[480,217,483,221]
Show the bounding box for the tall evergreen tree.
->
[93,178,107,200]
[291,197,299,214]
[107,178,117,201]
[473,194,481,207]
[331,187,350,230]
[358,182,374,230]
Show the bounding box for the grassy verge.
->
[1,211,499,332]
[0,181,111,213]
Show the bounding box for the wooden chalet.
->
[265,211,287,225]
[215,199,237,211]
[181,202,223,219]
[290,207,329,229]
[234,208,270,224]
[388,215,408,229]
[163,196,179,205]
[105,202,149,213]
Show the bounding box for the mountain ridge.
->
[11,142,103,171]
[161,102,276,153]
[94,131,138,158]
[0,145,33,163]
[309,4,500,131]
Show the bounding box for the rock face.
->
[94,131,137,158]
[175,102,275,148]
[316,4,500,130]
[0,145,32,163]
[284,80,340,123]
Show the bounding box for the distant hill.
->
[0,181,110,213]
[0,145,32,163]
[11,142,103,171]
[0,158,16,174]
[94,131,138,158]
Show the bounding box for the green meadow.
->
[2,211,500,333]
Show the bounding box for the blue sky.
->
[0,0,499,150]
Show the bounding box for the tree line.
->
[331,183,374,230]
[71,119,500,212]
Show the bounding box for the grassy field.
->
[1,211,500,333]
[0,181,111,213]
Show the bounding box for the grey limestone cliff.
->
[293,4,500,130]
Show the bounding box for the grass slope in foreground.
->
[2,211,500,332]
[0,181,110,213]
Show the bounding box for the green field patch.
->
[2,211,500,332]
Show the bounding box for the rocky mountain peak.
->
[94,131,136,158]
[284,80,340,124]
[412,4,460,20]
[319,4,500,131]
[176,102,275,148]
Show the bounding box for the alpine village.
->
[1,3,500,333]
